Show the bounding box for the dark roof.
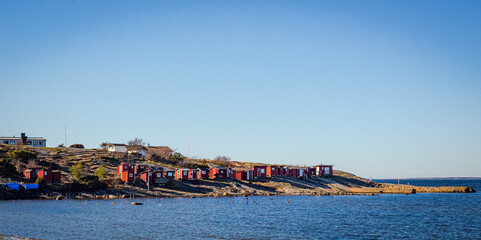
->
[210,166,227,170]
[127,145,147,151]
[108,143,127,146]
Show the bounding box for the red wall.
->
[253,166,267,178]
[197,169,209,179]
[121,170,135,182]
[209,168,227,179]
[176,169,189,180]
[37,169,53,182]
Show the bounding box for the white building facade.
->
[0,133,46,147]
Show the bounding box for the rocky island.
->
[0,145,475,200]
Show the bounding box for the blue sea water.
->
[0,180,480,240]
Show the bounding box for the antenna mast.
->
[187,121,190,158]
[64,113,67,147]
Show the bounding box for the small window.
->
[44,171,48,176]
[272,167,275,170]
[183,171,187,176]
[261,169,265,174]
[33,140,38,145]
[157,173,161,178]
[202,171,206,174]
[220,170,224,173]
[129,173,133,177]
[149,172,152,176]
[168,172,173,176]
[26,140,32,145]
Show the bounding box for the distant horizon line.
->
[374,177,481,180]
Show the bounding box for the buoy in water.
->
[111,202,114,205]
[287,201,290,203]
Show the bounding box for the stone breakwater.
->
[348,184,475,194]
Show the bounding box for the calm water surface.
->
[1,180,480,239]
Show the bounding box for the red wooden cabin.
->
[118,163,129,174]
[305,167,316,177]
[121,170,135,183]
[289,168,299,178]
[253,166,267,178]
[188,169,199,180]
[209,166,227,179]
[280,167,289,176]
[37,169,61,183]
[197,168,209,179]
[227,168,236,179]
[135,165,147,174]
[37,169,52,182]
[52,171,61,183]
[164,171,175,180]
[235,171,247,180]
[23,169,37,181]
[140,171,153,183]
[266,166,281,177]
[314,165,333,177]
[176,169,189,180]
[152,170,163,180]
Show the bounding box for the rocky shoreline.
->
[1,176,475,201]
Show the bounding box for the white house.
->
[127,145,147,158]
[107,144,127,153]
[0,133,46,147]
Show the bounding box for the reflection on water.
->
[0,180,480,240]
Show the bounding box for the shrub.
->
[94,166,108,180]
[99,142,109,150]
[170,152,186,166]
[79,175,106,189]
[0,158,17,174]
[35,177,44,185]
[8,150,38,163]
[69,144,84,148]
[69,162,85,180]
[181,162,209,169]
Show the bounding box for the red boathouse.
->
[266,166,281,177]
[209,166,227,179]
[37,169,61,183]
[314,165,333,177]
[176,168,189,180]
[253,166,267,178]
[197,168,209,179]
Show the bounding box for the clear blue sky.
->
[1,1,480,178]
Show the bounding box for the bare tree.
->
[128,138,145,147]
[215,155,231,162]
[26,160,40,169]
[214,155,231,167]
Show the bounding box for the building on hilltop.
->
[0,133,46,147]
[107,143,127,157]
